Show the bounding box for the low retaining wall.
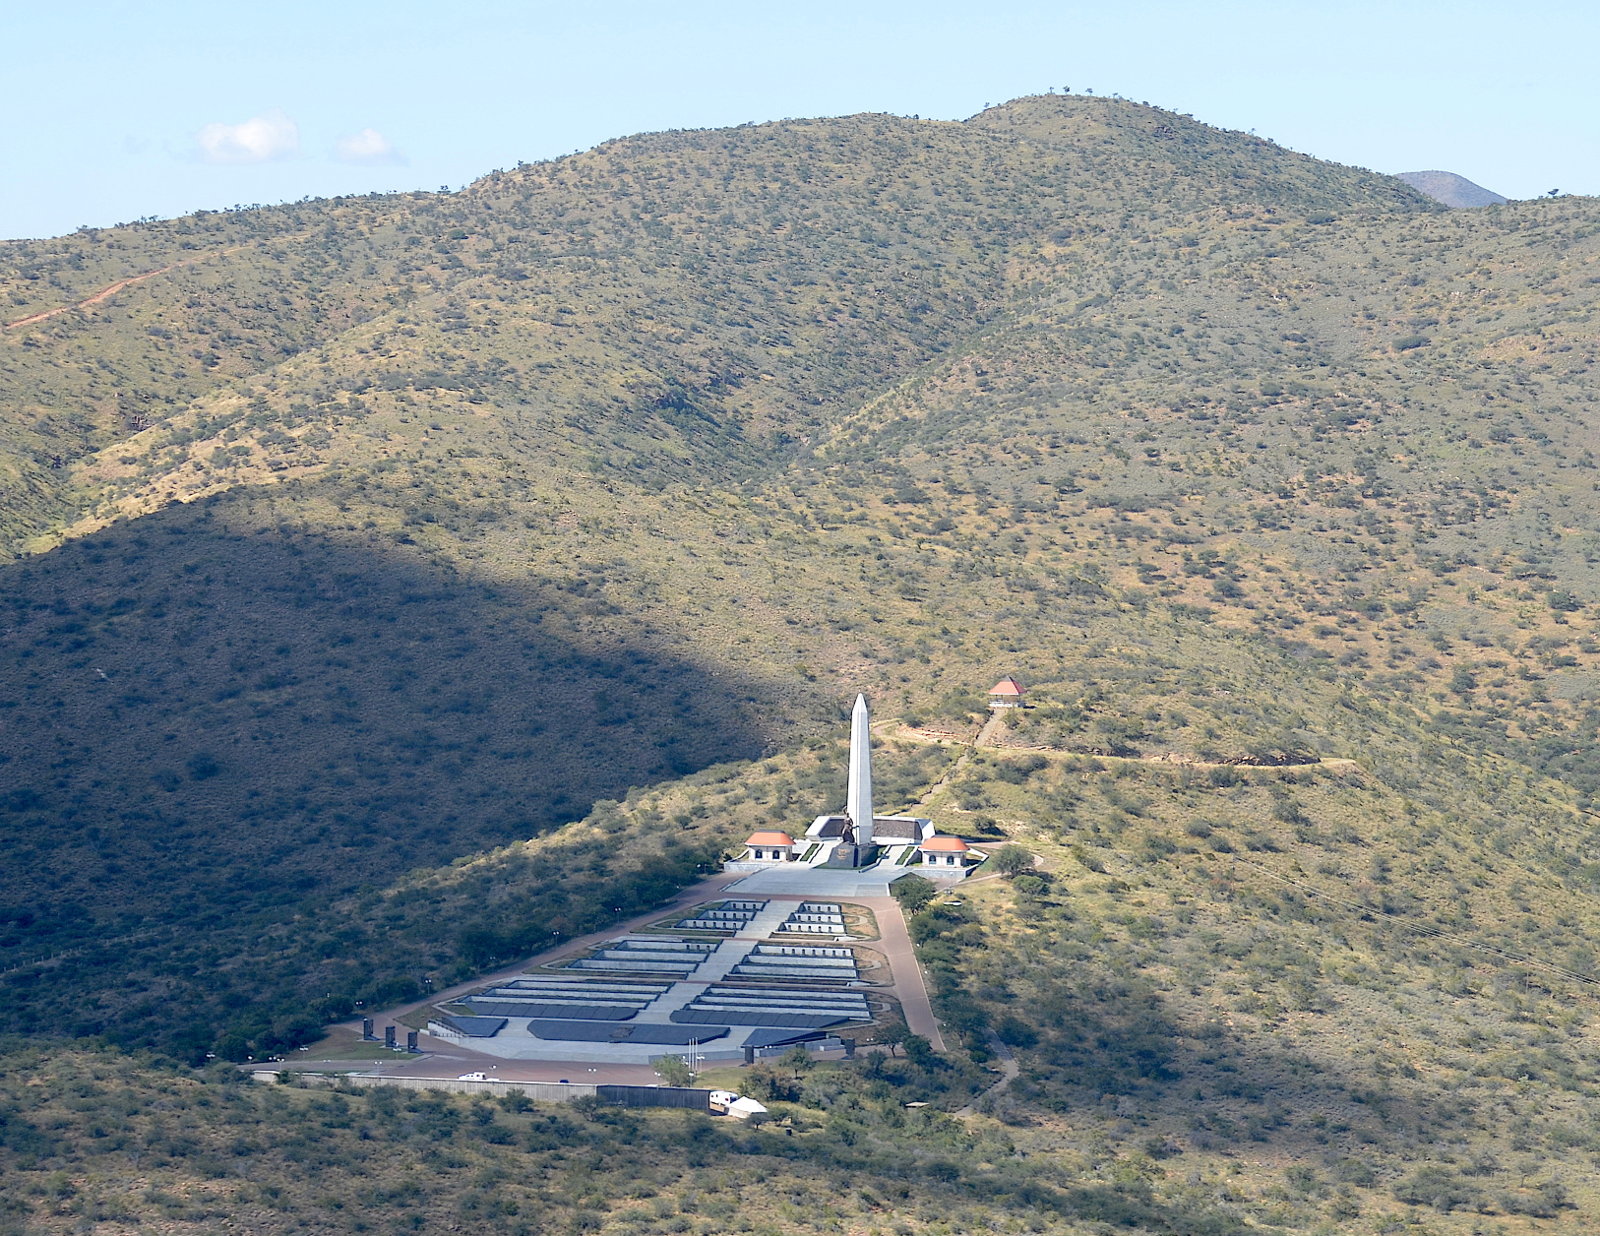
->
[254,1072,597,1102]
[251,1071,712,1111]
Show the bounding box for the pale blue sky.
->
[4,0,1594,240]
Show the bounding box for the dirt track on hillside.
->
[4,244,251,331]
[896,718,1358,774]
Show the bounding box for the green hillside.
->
[5,92,1600,1232]
[0,1042,1263,1236]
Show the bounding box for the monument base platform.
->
[822,843,880,870]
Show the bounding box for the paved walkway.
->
[731,901,799,941]
[864,893,944,1050]
[628,906,790,1029]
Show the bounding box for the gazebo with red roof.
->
[988,677,1027,709]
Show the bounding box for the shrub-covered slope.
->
[2,96,1426,539]
[0,95,1453,1053]
[6,89,1600,1193]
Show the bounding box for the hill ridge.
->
[1397,168,1510,207]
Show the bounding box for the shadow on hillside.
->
[0,495,773,1049]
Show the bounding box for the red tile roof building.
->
[918,834,973,868]
[745,831,795,861]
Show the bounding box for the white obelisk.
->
[846,693,874,848]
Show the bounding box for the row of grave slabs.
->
[429,900,895,1062]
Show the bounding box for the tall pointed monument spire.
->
[846,693,874,847]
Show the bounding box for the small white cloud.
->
[195,109,300,164]
[334,127,406,165]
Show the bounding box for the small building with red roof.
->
[744,830,796,862]
[988,677,1027,709]
[918,834,973,871]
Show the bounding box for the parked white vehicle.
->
[708,1090,770,1122]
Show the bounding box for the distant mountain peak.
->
[1396,170,1508,208]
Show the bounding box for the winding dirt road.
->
[4,244,249,331]
[898,715,1357,775]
